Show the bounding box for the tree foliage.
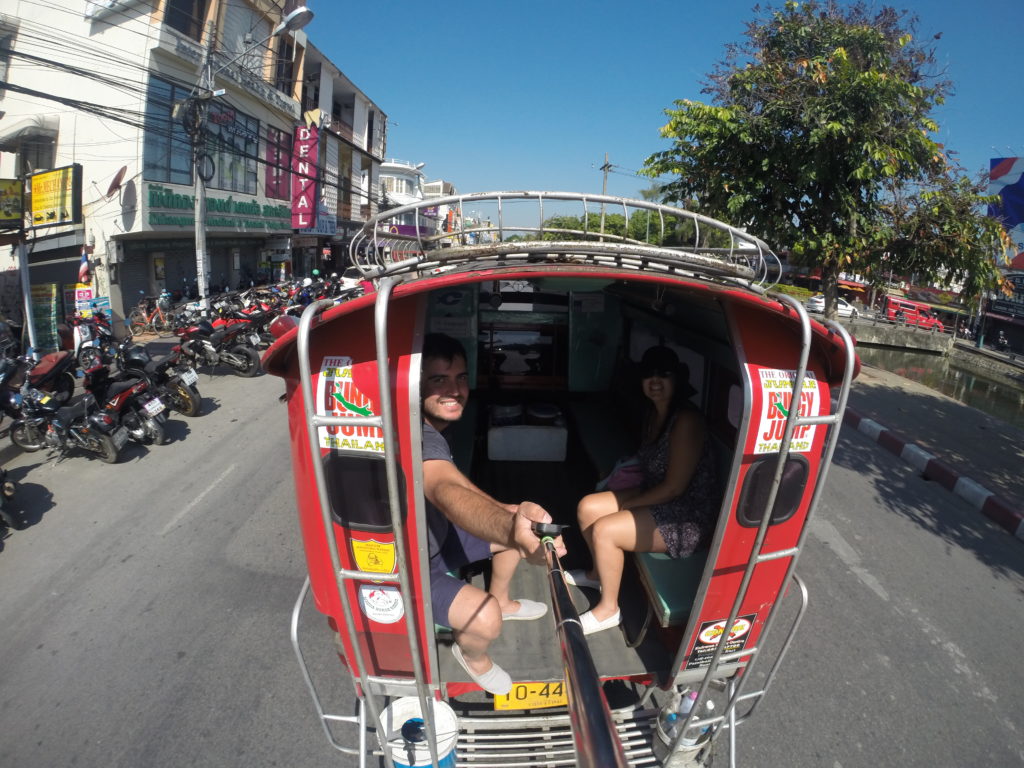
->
[642,0,1005,316]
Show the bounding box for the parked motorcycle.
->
[69,308,116,369]
[10,388,125,463]
[82,365,168,446]
[115,333,202,417]
[0,467,18,531]
[175,317,261,377]
[1,348,77,406]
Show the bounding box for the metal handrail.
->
[349,191,782,289]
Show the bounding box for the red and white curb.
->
[843,408,1024,542]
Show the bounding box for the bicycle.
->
[127,291,176,337]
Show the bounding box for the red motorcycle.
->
[174,316,261,377]
[82,365,167,446]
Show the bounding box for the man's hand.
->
[513,502,567,563]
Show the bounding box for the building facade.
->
[0,0,385,328]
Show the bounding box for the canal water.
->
[856,346,1024,430]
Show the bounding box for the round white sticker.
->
[358,585,404,624]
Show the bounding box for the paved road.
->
[0,366,1021,767]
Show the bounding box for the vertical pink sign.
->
[291,123,319,228]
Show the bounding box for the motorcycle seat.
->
[105,378,141,399]
[57,399,88,422]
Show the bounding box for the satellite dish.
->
[105,165,128,200]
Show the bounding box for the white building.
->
[0,0,385,327]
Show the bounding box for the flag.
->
[78,247,91,284]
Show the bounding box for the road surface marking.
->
[160,462,238,535]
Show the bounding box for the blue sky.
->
[310,0,1024,200]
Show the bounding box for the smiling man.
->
[420,333,562,695]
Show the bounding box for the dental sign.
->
[291,123,319,229]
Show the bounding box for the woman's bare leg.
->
[576,491,623,579]
[589,508,666,621]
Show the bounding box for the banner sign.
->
[989,157,1024,257]
[28,165,83,229]
[0,179,23,229]
[29,282,60,352]
[291,123,319,229]
[63,283,96,318]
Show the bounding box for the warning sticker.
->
[358,585,404,624]
[315,356,385,453]
[686,613,757,670]
[752,368,820,454]
[351,539,396,574]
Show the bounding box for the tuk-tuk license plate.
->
[112,427,129,449]
[494,681,567,711]
[143,398,165,416]
[179,367,198,386]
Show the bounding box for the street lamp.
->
[188,6,313,307]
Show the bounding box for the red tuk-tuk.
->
[264,191,858,767]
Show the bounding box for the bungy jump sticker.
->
[751,367,821,454]
[316,356,385,453]
[358,584,404,624]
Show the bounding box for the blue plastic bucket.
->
[380,697,458,768]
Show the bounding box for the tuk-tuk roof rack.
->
[350,191,782,289]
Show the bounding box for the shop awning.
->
[0,114,59,151]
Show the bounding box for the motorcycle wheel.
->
[54,371,76,404]
[77,345,102,370]
[87,433,120,464]
[226,344,260,378]
[169,382,201,417]
[143,416,166,446]
[10,421,45,452]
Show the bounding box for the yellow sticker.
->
[351,539,396,574]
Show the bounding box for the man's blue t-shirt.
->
[422,421,453,563]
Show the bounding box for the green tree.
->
[883,175,1011,311]
[643,0,974,317]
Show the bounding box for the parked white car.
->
[805,294,859,318]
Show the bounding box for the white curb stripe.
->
[901,443,934,472]
[858,419,884,441]
[953,476,993,512]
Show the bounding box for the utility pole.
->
[192,20,215,308]
[599,153,611,240]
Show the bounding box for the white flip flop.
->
[451,644,512,695]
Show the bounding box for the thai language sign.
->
[0,179,22,228]
[28,165,82,229]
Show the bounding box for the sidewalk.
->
[844,364,1024,541]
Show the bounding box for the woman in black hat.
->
[567,344,719,635]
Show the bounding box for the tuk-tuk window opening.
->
[323,452,406,532]
[735,453,809,528]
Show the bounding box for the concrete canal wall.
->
[840,317,953,354]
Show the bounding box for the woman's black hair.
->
[638,345,695,444]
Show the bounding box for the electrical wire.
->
[3,7,381,204]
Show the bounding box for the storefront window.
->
[266,126,291,200]
[206,103,259,195]
[143,76,192,185]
